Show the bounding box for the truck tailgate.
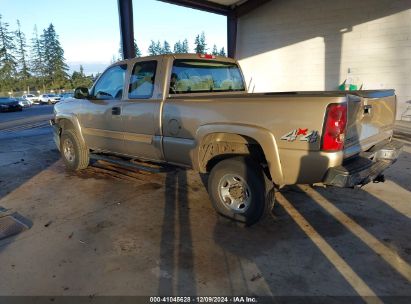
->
[344,90,396,157]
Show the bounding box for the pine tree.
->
[118,38,142,59]
[30,25,44,77]
[71,64,93,88]
[40,24,69,90]
[0,14,18,92]
[162,41,171,54]
[148,40,157,55]
[181,39,189,53]
[135,40,142,57]
[194,35,201,54]
[212,44,218,56]
[155,40,162,54]
[148,40,163,55]
[200,32,207,53]
[219,47,226,57]
[173,41,182,53]
[15,20,30,89]
[194,32,207,54]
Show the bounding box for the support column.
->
[118,0,135,59]
[227,11,237,58]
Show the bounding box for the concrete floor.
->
[0,125,410,300]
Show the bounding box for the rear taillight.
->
[322,103,347,151]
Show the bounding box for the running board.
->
[89,153,172,174]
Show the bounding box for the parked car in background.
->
[17,98,32,108]
[0,97,23,112]
[22,94,38,104]
[39,94,61,104]
[60,92,74,100]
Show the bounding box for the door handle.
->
[112,107,121,115]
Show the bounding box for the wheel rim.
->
[218,174,252,213]
[63,138,75,163]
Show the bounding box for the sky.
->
[1,0,227,74]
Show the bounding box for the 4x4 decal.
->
[281,128,319,143]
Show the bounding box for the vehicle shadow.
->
[383,149,411,192]
[158,168,197,296]
[211,204,360,297]
[211,134,411,298]
[285,184,411,295]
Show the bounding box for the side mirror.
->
[74,87,90,99]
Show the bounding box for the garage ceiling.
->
[207,0,243,5]
[159,0,269,16]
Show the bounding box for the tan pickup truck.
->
[51,54,403,225]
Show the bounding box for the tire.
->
[208,156,274,226]
[48,100,52,105]
[60,129,89,171]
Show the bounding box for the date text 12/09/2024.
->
[150,296,258,303]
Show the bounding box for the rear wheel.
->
[208,156,274,225]
[60,129,89,171]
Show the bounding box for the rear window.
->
[170,59,245,94]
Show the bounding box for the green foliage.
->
[71,65,93,88]
[212,44,218,55]
[173,41,182,53]
[40,24,69,90]
[219,47,226,57]
[0,14,18,92]
[118,38,142,60]
[181,39,189,53]
[194,32,207,54]
[162,41,171,54]
[30,25,43,77]
[173,39,189,53]
[15,20,30,82]
[148,40,162,55]
[135,40,142,57]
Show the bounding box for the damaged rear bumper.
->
[323,140,403,187]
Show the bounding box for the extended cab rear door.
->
[121,58,165,161]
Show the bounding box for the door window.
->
[92,64,127,100]
[128,61,157,99]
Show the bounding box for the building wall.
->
[236,0,411,120]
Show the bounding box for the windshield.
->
[170,59,245,94]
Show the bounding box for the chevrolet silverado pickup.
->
[51,54,403,225]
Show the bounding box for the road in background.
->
[0,105,54,131]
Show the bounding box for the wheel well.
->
[57,119,76,135]
[200,133,270,180]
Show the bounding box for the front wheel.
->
[60,129,89,171]
[208,156,274,226]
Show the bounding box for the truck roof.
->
[113,53,238,66]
